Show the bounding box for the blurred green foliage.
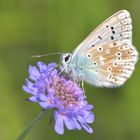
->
[0,0,140,140]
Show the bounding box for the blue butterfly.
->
[60,10,138,87]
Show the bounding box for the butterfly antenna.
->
[31,52,62,58]
[31,52,64,74]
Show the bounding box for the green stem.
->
[17,110,48,140]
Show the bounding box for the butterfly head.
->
[61,53,71,67]
[60,53,73,74]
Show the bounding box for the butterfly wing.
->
[81,41,138,87]
[71,10,138,87]
[72,10,132,57]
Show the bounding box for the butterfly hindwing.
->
[81,41,138,87]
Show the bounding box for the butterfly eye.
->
[64,55,70,62]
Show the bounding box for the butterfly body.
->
[61,10,138,87]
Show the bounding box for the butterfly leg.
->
[58,65,66,75]
[81,78,86,96]
[49,63,60,72]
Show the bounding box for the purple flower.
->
[23,62,94,134]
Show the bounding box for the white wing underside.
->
[71,10,138,87]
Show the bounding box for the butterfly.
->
[60,10,138,87]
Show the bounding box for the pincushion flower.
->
[23,62,94,134]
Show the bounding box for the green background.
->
[0,0,140,140]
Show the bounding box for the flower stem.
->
[17,110,48,140]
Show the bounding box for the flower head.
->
[23,62,94,134]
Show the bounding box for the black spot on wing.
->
[111,36,114,40]
[98,36,102,40]
[111,26,114,30]
[112,31,115,34]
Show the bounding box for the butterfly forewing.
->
[71,10,138,87]
[72,10,132,57]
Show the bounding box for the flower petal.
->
[25,79,33,88]
[47,63,56,70]
[64,117,75,130]
[37,62,48,73]
[86,113,94,123]
[22,85,37,95]
[81,124,93,133]
[28,96,38,102]
[39,94,48,101]
[29,66,40,81]
[47,88,55,97]
[72,118,81,130]
[39,102,50,109]
[86,105,94,110]
[77,115,86,123]
[54,112,64,135]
